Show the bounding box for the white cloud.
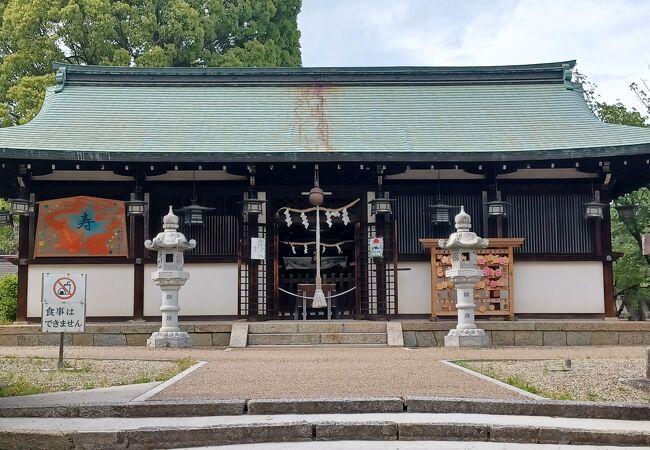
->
[299,0,650,111]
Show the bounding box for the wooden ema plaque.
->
[419,238,524,321]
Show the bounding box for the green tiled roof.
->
[0,61,649,162]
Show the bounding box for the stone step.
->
[248,332,388,346]
[248,322,388,335]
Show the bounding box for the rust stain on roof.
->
[294,85,338,151]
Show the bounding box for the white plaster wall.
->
[27,265,134,317]
[514,261,604,314]
[397,261,431,315]
[144,263,238,316]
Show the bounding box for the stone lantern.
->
[439,206,490,347]
[145,206,196,348]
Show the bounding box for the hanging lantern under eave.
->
[583,200,606,220]
[616,204,638,221]
[176,198,214,226]
[427,202,456,225]
[0,209,11,225]
[369,197,394,216]
[485,200,510,218]
[8,198,33,215]
[125,200,147,216]
[242,198,265,218]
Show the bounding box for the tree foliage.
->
[0,0,302,126]
[587,84,650,312]
[575,70,650,314]
[0,198,16,254]
[630,76,650,116]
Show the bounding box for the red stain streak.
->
[295,86,336,151]
[38,196,126,256]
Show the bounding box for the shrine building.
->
[1,60,650,323]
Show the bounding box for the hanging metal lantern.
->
[242,197,265,218]
[369,195,394,216]
[616,204,638,221]
[583,199,606,220]
[125,199,147,216]
[8,198,33,215]
[0,209,11,225]
[485,199,510,218]
[176,197,214,226]
[426,199,457,225]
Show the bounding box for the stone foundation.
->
[401,320,650,347]
[0,322,232,347]
[1,320,649,347]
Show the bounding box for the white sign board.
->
[42,273,87,333]
[369,236,384,259]
[251,237,266,260]
[43,273,86,303]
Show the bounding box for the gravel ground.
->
[150,347,527,401]
[0,356,183,396]
[0,346,647,402]
[463,358,650,403]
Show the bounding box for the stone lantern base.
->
[444,328,491,347]
[147,331,192,348]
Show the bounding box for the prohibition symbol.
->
[53,277,76,300]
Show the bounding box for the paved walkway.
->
[0,345,646,405]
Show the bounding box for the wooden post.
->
[131,191,146,321]
[600,189,616,317]
[15,213,30,323]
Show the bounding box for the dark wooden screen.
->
[238,222,270,317]
[357,220,398,317]
[149,192,239,256]
[505,192,594,254]
[393,192,484,255]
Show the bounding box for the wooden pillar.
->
[375,216,387,315]
[15,214,30,323]
[600,189,616,317]
[248,214,260,317]
[131,191,146,321]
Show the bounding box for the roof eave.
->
[1,142,648,164]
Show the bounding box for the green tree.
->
[576,70,650,316]
[595,98,650,317]
[0,0,301,126]
[0,198,16,254]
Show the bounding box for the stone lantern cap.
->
[145,206,197,252]
[439,206,489,250]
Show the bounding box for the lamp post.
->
[439,206,490,347]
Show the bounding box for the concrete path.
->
[0,381,160,408]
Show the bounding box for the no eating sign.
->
[42,273,86,333]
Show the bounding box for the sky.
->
[298,0,650,112]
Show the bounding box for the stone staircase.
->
[239,321,403,347]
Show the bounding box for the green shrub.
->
[0,273,18,322]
